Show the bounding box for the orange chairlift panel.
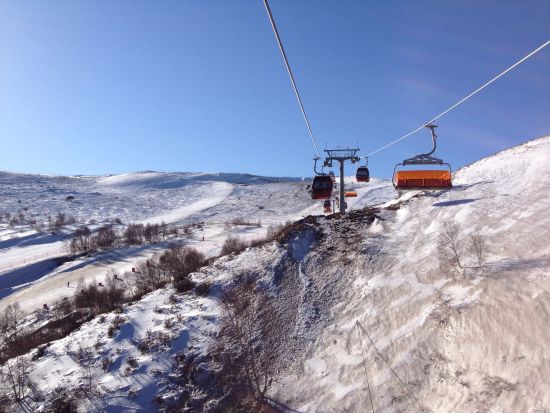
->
[393,170,451,189]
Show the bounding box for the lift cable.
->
[356,323,375,413]
[366,38,550,158]
[356,320,423,410]
[262,0,321,158]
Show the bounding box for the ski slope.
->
[0,171,393,313]
[272,135,550,412]
[3,136,549,412]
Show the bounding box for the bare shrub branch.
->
[440,222,464,271]
[469,231,488,268]
[221,236,249,256]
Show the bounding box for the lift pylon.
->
[323,148,360,214]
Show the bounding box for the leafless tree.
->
[157,246,205,282]
[75,347,97,395]
[1,303,25,342]
[469,231,488,269]
[143,223,160,243]
[124,223,145,245]
[217,277,282,404]
[160,221,169,240]
[94,225,117,249]
[105,272,125,309]
[440,222,464,271]
[221,236,248,256]
[0,357,34,405]
[53,212,67,231]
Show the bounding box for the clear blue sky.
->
[1,1,548,179]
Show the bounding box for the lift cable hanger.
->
[262,0,321,158]
[365,38,550,158]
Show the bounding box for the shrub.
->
[94,225,117,249]
[158,246,205,282]
[127,355,139,369]
[195,281,211,297]
[107,315,126,338]
[101,357,113,372]
[124,223,145,245]
[31,344,48,361]
[45,386,78,413]
[137,330,172,354]
[175,278,196,293]
[221,236,248,256]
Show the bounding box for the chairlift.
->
[356,158,370,182]
[393,124,452,190]
[311,157,333,199]
[312,175,333,199]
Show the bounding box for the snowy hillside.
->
[0,170,392,316]
[272,135,550,412]
[1,136,549,412]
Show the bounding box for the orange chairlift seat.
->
[345,191,358,197]
[393,124,452,191]
[393,169,451,189]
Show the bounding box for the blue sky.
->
[0,1,548,179]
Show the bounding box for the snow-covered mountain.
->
[0,170,392,314]
[1,136,549,412]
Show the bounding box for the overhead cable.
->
[262,0,321,158]
[356,321,423,410]
[356,323,375,413]
[367,39,550,157]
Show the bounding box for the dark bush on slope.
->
[221,236,248,256]
[158,246,205,285]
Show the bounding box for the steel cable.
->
[262,0,321,158]
[356,320,423,411]
[366,39,550,157]
[356,323,375,413]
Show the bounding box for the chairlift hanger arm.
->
[313,156,325,175]
[420,124,438,157]
[402,123,443,165]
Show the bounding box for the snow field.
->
[5,137,550,411]
[271,136,550,412]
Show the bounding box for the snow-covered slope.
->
[2,136,549,412]
[273,135,550,412]
[0,171,392,314]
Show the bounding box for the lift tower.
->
[323,148,360,214]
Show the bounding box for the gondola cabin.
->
[356,166,370,182]
[323,200,332,213]
[311,175,333,199]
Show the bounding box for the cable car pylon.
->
[322,148,360,214]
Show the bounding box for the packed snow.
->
[1,136,550,412]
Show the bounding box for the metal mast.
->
[323,148,360,214]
